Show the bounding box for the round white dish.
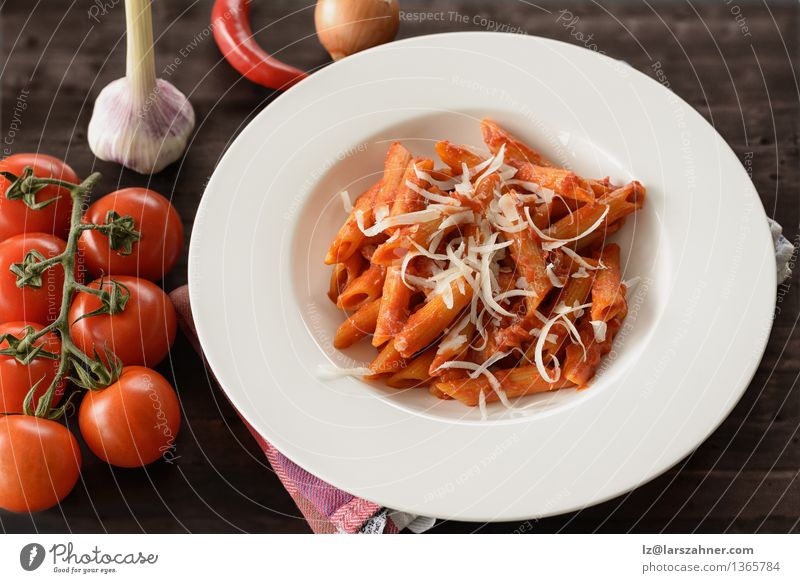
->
[189,32,775,521]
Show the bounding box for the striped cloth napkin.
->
[168,285,434,534]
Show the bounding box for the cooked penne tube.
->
[327,253,365,303]
[505,225,551,314]
[375,142,413,208]
[390,158,434,217]
[367,340,408,377]
[387,347,437,388]
[587,176,616,197]
[563,317,621,386]
[324,181,381,264]
[459,173,499,211]
[515,164,595,204]
[373,265,414,347]
[395,278,473,358]
[334,298,381,349]
[336,263,386,311]
[591,244,627,322]
[430,320,475,375]
[572,216,625,253]
[435,140,483,173]
[527,273,595,361]
[370,218,446,265]
[545,181,644,242]
[434,366,574,406]
[429,384,452,399]
[480,118,553,168]
[472,321,504,364]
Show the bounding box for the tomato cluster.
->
[0,154,184,513]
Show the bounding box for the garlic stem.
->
[88,0,195,174]
[125,0,157,108]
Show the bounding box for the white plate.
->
[189,33,775,521]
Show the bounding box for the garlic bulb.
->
[315,0,400,61]
[88,0,195,175]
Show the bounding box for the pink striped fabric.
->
[169,285,401,534]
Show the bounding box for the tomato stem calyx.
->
[80,211,142,256]
[0,326,59,364]
[0,167,62,210]
[68,347,122,391]
[73,277,131,322]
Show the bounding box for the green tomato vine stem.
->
[0,168,132,420]
[34,172,101,418]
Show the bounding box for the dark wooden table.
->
[1,0,797,533]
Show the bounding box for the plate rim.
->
[188,31,777,521]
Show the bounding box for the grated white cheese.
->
[478,390,488,420]
[454,162,474,198]
[561,246,605,270]
[339,190,353,213]
[405,180,460,206]
[622,276,641,293]
[523,205,610,251]
[437,316,471,354]
[545,263,565,288]
[590,320,607,343]
[532,303,592,382]
[470,239,513,255]
[474,144,506,185]
[571,266,590,279]
[355,207,441,237]
[439,210,475,230]
[504,179,557,203]
[435,350,509,391]
[413,163,459,191]
[498,192,522,224]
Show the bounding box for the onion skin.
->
[315,0,400,61]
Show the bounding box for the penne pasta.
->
[395,278,472,358]
[324,181,381,264]
[390,158,434,218]
[325,120,646,415]
[334,298,381,349]
[545,181,644,242]
[370,218,447,266]
[480,118,553,168]
[367,340,408,378]
[435,140,483,173]
[435,365,574,406]
[572,216,625,253]
[430,320,475,376]
[336,263,386,311]
[387,347,437,388]
[504,224,551,314]
[515,164,595,204]
[590,244,626,322]
[327,253,365,303]
[563,317,622,386]
[373,265,414,347]
[375,142,413,208]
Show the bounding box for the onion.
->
[315,0,400,61]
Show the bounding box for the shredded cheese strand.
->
[523,205,610,250]
[339,190,353,213]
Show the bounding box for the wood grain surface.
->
[1,0,797,533]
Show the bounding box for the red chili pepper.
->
[212,0,307,90]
